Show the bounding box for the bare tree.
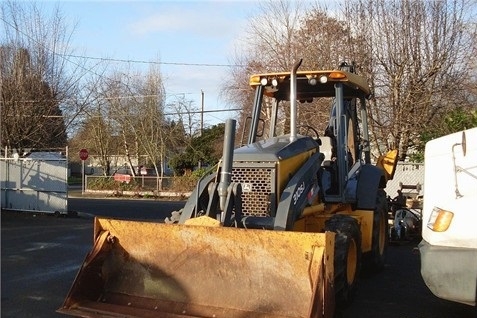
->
[297,4,353,70]
[246,0,305,71]
[133,64,184,177]
[84,63,185,177]
[225,0,306,137]
[344,0,477,160]
[68,68,126,176]
[225,1,357,138]
[69,107,117,176]
[1,46,67,152]
[167,94,199,138]
[99,71,139,175]
[0,1,91,154]
[224,0,476,162]
[294,4,359,133]
[222,55,260,144]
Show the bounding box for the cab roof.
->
[249,70,371,101]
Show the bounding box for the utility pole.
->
[199,90,204,169]
[200,90,204,137]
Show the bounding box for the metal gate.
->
[1,153,68,215]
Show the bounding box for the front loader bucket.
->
[58,217,335,318]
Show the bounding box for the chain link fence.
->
[385,162,424,198]
[83,162,425,200]
[84,175,178,196]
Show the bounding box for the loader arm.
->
[274,151,324,230]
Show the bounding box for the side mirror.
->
[461,131,467,156]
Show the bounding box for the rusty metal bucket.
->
[58,217,335,318]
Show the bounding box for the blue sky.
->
[41,0,260,126]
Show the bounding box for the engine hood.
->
[233,135,319,162]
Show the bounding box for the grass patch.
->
[68,176,82,185]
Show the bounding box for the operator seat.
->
[319,136,333,161]
[319,135,339,195]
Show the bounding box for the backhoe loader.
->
[59,60,398,318]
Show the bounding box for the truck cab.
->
[419,127,477,306]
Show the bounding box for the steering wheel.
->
[298,125,320,139]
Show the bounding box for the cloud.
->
[127,3,245,39]
[128,12,190,35]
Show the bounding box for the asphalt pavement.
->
[1,191,476,318]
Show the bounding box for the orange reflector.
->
[427,207,454,232]
[328,72,347,79]
[249,75,261,85]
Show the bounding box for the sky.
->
[40,0,261,127]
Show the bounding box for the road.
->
[68,196,185,220]
[1,197,476,318]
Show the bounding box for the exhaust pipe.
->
[218,118,236,211]
[290,59,303,142]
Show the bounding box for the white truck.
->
[419,127,477,306]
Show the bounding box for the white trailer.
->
[419,127,477,306]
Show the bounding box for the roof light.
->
[427,207,454,232]
[319,75,328,84]
[260,77,268,86]
[329,71,347,79]
[249,75,261,85]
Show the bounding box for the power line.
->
[163,108,241,116]
[0,89,220,105]
[57,53,246,68]
[2,107,242,117]
[0,15,244,106]
[0,14,243,125]
[0,15,122,84]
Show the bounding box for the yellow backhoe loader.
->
[58,60,398,318]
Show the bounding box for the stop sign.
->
[79,148,89,161]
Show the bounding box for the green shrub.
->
[68,176,82,185]
[88,177,139,191]
[88,177,115,190]
[170,175,200,192]
[191,168,209,179]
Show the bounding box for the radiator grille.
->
[231,166,273,217]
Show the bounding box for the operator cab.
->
[248,62,373,202]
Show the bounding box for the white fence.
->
[386,162,425,199]
[1,155,68,214]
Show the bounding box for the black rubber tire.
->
[325,214,362,306]
[364,189,389,272]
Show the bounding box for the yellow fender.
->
[376,149,399,182]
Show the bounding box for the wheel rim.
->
[346,238,358,285]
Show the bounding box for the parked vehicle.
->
[389,206,422,242]
[112,167,133,176]
[419,127,477,307]
[112,166,157,176]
